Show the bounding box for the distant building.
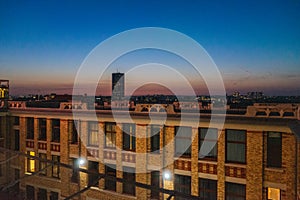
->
[0,80,9,111]
[112,72,125,100]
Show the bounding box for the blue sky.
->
[0,0,299,95]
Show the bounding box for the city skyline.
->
[0,1,300,96]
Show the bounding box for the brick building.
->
[0,101,300,200]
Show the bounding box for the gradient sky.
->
[0,0,299,96]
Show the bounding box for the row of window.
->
[26,185,58,200]
[26,151,60,179]
[26,118,61,142]
[23,118,282,168]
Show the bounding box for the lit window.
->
[26,151,35,173]
[268,188,280,200]
[88,121,98,146]
[105,122,116,148]
[123,124,136,151]
[52,155,60,178]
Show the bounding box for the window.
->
[26,151,35,173]
[71,158,79,183]
[199,128,218,160]
[52,155,60,178]
[39,153,47,176]
[123,123,136,151]
[225,182,246,200]
[226,129,246,163]
[199,178,217,200]
[105,122,116,148]
[26,117,34,139]
[88,121,98,146]
[70,120,78,144]
[14,130,20,151]
[123,167,135,196]
[267,188,280,200]
[39,118,47,140]
[151,171,160,199]
[14,116,20,125]
[105,165,116,191]
[50,191,59,200]
[267,132,282,168]
[150,125,160,153]
[175,126,192,157]
[174,174,191,200]
[26,185,35,200]
[88,161,99,186]
[37,188,47,199]
[51,119,60,142]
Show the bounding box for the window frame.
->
[39,153,47,176]
[123,123,136,151]
[199,128,218,161]
[199,178,217,200]
[51,119,60,143]
[150,125,160,153]
[88,121,99,146]
[175,126,192,158]
[174,174,191,200]
[225,182,246,200]
[51,155,60,178]
[105,122,116,149]
[26,117,34,140]
[105,164,116,191]
[38,118,47,141]
[225,129,246,164]
[267,132,282,168]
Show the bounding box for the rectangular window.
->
[267,188,281,200]
[199,128,218,160]
[150,125,160,153]
[225,182,246,200]
[175,126,192,157]
[123,123,136,151]
[105,164,116,191]
[26,151,35,173]
[14,130,20,151]
[0,164,2,177]
[39,153,47,176]
[105,122,116,148]
[37,188,47,200]
[123,167,135,196]
[50,191,59,200]
[71,158,79,183]
[70,120,79,144]
[88,121,98,146]
[51,119,60,142]
[52,155,60,178]
[174,174,191,200]
[39,118,47,140]
[151,171,160,199]
[88,161,99,186]
[199,178,217,200]
[267,132,282,168]
[26,117,34,139]
[226,129,246,163]
[26,185,35,200]
[14,116,20,125]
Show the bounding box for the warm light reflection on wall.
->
[268,188,280,200]
[0,88,8,99]
[26,151,35,173]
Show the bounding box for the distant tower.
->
[112,72,124,100]
[0,80,9,111]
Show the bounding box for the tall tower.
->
[112,72,124,100]
[0,80,9,111]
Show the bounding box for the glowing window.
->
[26,151,35,173]
[268,188,280,200]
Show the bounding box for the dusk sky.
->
[0,0,299,96]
